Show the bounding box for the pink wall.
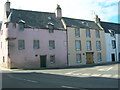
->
[8,23,67,69]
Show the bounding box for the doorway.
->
[111,54,115,62]
[40,55,46,68]
[86,52,93,64]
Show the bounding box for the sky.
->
[0,0,119,23]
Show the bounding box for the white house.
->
[101,21,120,62]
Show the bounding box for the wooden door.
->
[86,53,93,64]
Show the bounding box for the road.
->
[0,63,120,89]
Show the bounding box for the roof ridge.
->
[10,8,55,14]
[62,17,94,22]
[101,21,120,25]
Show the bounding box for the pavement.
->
[0,62,120,89]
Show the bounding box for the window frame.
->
[97,53,102,62]
[33,40,40,49]
[86,29,91,38]
[76,54,82,63]
[112,40,116,49]
[50,55,55,64]
[18,23,24,31]
[75,28,80,37]
[49,40,55,50]
[87,40,92,51]
[96,41,101,51]
[96,30,100,38]
[75,40,81,51]
[18,40,25,50]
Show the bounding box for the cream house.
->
[62,16,106,66]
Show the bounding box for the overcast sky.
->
[0,0,119,23]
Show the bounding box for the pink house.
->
[0,1,67,69]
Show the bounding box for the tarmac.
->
[0,61,119,70]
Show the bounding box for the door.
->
[111,54,115,62]
[86,53,93,64]
[40,55,46,68]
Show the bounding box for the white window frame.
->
[87,41,92,51]
[49,40,55,50]
[18,40,25,50]
[75,28,80,37]
[76,54,82,63]
[75,40,81,51]
[96,41,101,51]
[33,40,39,49]
[50,55,55,64]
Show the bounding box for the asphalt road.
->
[1,63,120,89]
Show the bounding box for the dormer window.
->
[109,29,115,37]
[19,23,24,31]
[18,20,25,31]
[48,22,54,33]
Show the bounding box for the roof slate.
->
[62,17,101,30]
[9,9,64,30]
[101,21,120,34]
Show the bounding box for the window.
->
[75,40,81,51]
[76,54,81,63]
[50,55,55,63]
[96,30,100,38]
[87,41,92,51]
[75,28,80,37]
[18,40,25,50]
[3,56,5,62]
[109,30,115,37]
[86,29,91,38]
[97,53,102,62]
[96,41,101,51]
[48,25,54,33]
[112,40,116,49]
[49,40,55,50]
[19,23,24,31]
[33,40,39,49]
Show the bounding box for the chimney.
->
[4,0,10,12]
[95,15,100,24]
[94,15,103,30]
[56,4,62,18]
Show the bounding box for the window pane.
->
[86,29,91,38]
[18,40,25,50]
[97,53,102,62]
[75,40,81,51]
[49,40,55,49]
[50,55,55,63]
[96,30,100,38]
[33,40,39,49]
[96,41,101,51]
[75,28,80,37]
[112,40,116,49]
[76,54,81,63]
[87,41,92,51]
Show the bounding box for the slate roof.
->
[101,21,120,34]
[8,9,64,30]
[62,17,101,30]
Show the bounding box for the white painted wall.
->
[105,33,119,62]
